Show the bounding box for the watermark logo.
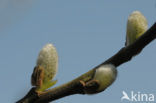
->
[121,91,155,102]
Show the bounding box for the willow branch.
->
[17,22,156,103]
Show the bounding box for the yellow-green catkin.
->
[126,11,148,46]
[37,43,58,81]
[93,64,117,92]
[31,43,58,91]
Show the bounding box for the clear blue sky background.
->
[0,0,156,103]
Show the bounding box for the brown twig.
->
[17,22,156,103]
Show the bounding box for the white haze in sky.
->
[0,0,36,29]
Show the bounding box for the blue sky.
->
[0,0,156,103]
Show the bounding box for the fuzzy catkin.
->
[37,44,58,81]
[126,11,148,46]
